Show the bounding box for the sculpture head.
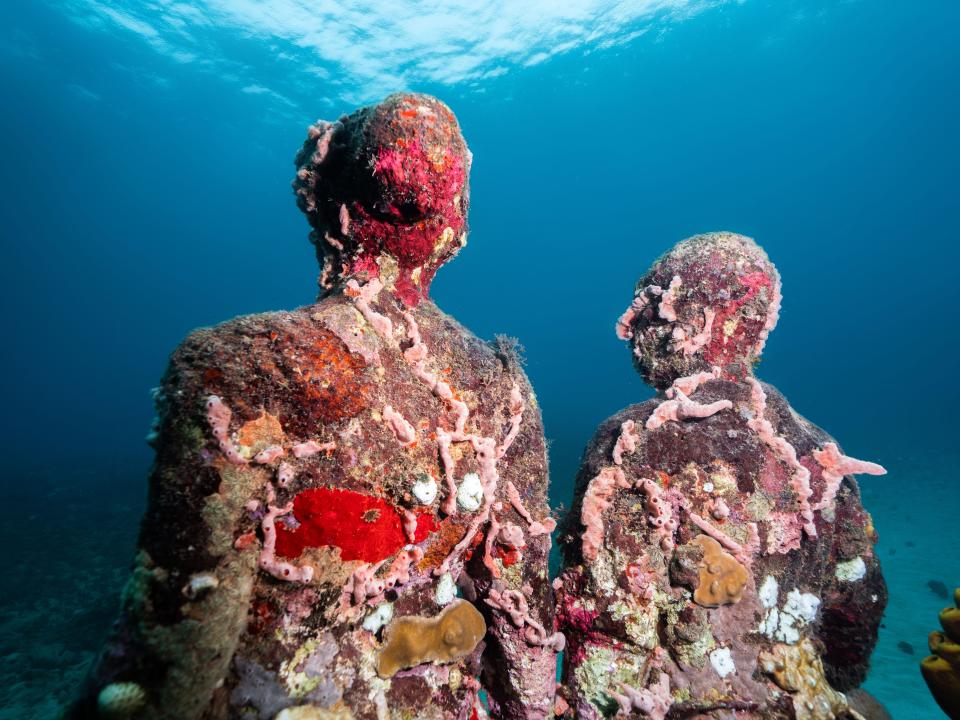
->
[294,93,470,306]
[617,232,781,389]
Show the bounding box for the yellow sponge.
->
[921,587,960,719]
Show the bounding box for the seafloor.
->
[2,449,955,719]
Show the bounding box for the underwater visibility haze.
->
[0,0,958,718]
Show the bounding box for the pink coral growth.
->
[624,554,658,601]
[252,445,285,464]
[609,672,672,720]
[312,121,337,165]
[657,275,682,322]
[813,442,886,512]
[399,310,519,575]
[580,467,632,561]
[402,509,419,544]
[485,587,565,651]
[483,508,503,578]
[646,367,731,430]
[669,367,720,397]
[383,405,417,444]
[672,307,715,356]
[342,287,522,578]
[259,484,315,584]
[616,293,650,340]
[496,383,524,458]
[765,510,803,555]
[638,479,678,552]
[205,395,248,465]
[646,391,731,431]
[506,480,556,537]
[612,420,640,465]
[706,496,730,520]
[345,278,393,337]
[339,546,424,613]
[276,462,295,488]
[499,522,526,549]
[687,511,748,561]
[291,440,336,458]
[754,273,782,357]
[746,378,816,537]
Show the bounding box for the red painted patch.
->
[495,546,520,567]
[274,487,436,562]
[234,532,257,551]
[703,268,774,374]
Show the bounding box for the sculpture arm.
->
[816,477,887,691]
[477,373,560,720]
[68,329,263,720]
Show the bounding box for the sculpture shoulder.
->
[408,300,543,424]
[757,381,836,456]
[163,299,376,438]
[410,301,518,384]
[573,399,660,487]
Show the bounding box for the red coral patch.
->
[274,487,436,563]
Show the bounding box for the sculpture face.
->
[617,232,781,389]
[294,92,471,305]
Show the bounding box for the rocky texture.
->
[67,93,557,720]
[558,232,888,719]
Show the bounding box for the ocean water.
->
[0,1,957,718]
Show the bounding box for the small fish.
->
[897,641,914,656]
[928,580,949,599]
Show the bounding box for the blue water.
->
[1,1,957,717]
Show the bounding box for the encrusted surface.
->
[67,94,557,720]
[558,232,888,719]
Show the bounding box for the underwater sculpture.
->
[68,93,560,720]
[922,587,960,719]
[556,232,888,719]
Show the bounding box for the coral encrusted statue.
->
[69,93,560,720]
[556,232,888,719]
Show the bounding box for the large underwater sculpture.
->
[67,93,561,720]
[923,587,960,719]
[63,89,903,720]
[555,232,890,719]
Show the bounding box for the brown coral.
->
[758,638,848,720]
[377,599,486,678]
[690,535,748,608]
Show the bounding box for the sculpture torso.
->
[70,92,561,720]
[73,287,558,720]
[557,378,885,719]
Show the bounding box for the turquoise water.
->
[1,1,957,717]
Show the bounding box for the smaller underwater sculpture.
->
[922,587,960,719]
[556,232,888,719]
[68,93,560,719]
